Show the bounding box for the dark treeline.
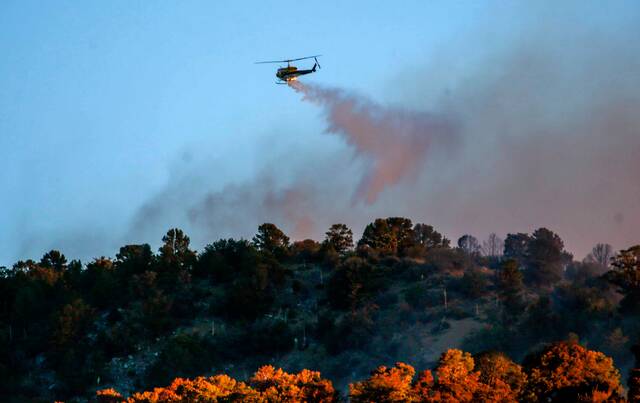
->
[1,218,639,402]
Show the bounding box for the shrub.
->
[146,334,215,387]
[403,284,439,310]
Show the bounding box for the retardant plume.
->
[288,80,458,204]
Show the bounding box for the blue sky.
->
[2,1,639,264]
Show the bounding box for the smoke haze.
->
[128,25,640,259]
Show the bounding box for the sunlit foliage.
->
[350,362,416,402]
[100,344,632,402]
[349,349,521,402]
[522,341,623,402]
[358,217,415,255]
[99,366,335,402]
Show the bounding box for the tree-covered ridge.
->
[0,217,639,402]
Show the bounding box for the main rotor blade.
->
[254,55,321,64]
[287,54,322,62]
[254,60,288,64]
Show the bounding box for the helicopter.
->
[255,55,321,84]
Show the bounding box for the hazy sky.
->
[2,1,639,265]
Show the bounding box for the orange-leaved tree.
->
[349,350,516,403]
[249,365,336,402]
[98,366,335,402]
[522,340,623,402]
[430,349,483,402]
[350,362,417,402]
[473,351,526,402]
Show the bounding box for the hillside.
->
[1,218,639,402]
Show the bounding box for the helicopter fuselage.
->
[276,63,317,82]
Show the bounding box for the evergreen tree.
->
[607,245,640,314]
[324,223,354,255]
[252,223,291,258]
[524,228,568,287]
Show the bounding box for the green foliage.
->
[423,247,467,273]
[224,256,288,320]
[498,259,525,322]
[252,223,291,258]
[40,250,68,272]
[498,259,523,295]
[157,228,196,291]
[187,319,296,365]
[463,323,524,358]
[194,238,258,282]
[98,318,140,357]
[458,267,489,299]
[504,233,531,264]
[159,228,196,268]
[524,228,570,287]
[327,257,379,310]
[403,284,439,310]
[607,245,640,314]
[237,319,295,356]
[413,223,450,250]
[51,298,95,348]
[324,223,354,255]
[358,217,415,255]
[291,238,322,263]
[553,283,615,335]
[320,304,378,353]
[83,258,121,309]
[139,289,174,336]
[522,295,562,342]
[146,334,216,387]
[115,244,153,277]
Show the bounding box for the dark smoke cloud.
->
[128,20,640,259]
[392,33,640,257]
